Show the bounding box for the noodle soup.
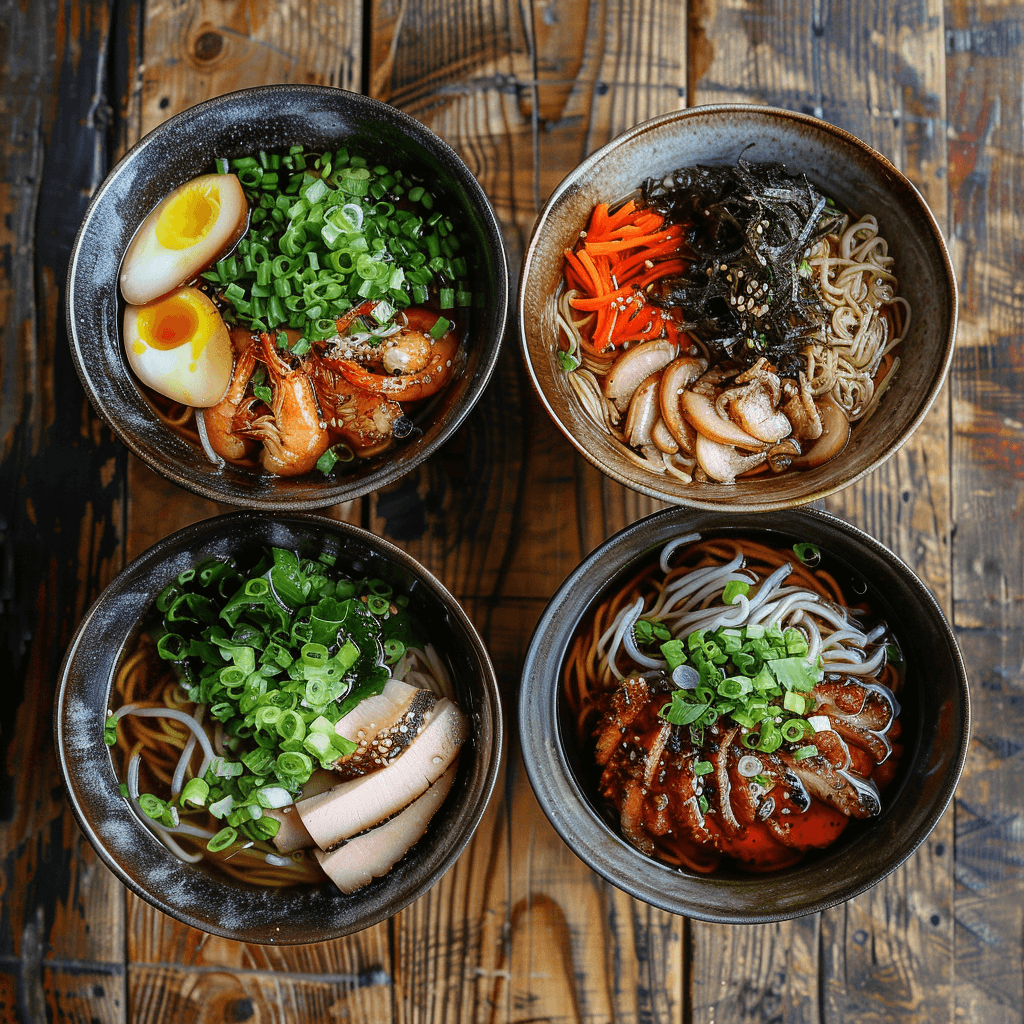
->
[119,146,476,479]
[556,160,907,485]
[107,543,466,892]
[562,531,905,874]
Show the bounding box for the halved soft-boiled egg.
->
[123,287,233,407]
[120,172,248,305]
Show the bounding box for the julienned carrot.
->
[570,286,633,311]
[576,249,608,296]
[584,228,677,257]
[562,249,593,293]
[616,238,688,279]
[561,197,689,353]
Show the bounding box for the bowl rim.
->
[55,510,504,942]
[66,84,509,510]
[517,103,959,511]
[518,505,970,922]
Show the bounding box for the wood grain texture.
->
[0,1,133,1022]
[369,1,686,1020]
[138,0,361,123]
[5,0,1017,1019]
[945,0,1024,1021]
[127,963,391,1022]
[689,1,954,1022]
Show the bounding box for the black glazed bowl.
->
[55,512,502,942]
[66,85,508,509]
[519,507,969,922]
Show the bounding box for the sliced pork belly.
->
[267,768,339,853]
[297,698,467,850]
[332,679,440,778]
[315,761,458,893]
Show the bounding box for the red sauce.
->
[593,675,899,874]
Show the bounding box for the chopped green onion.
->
[723,580,750,605]
[780,718,812,743]
[793,542,820,565]
[207,827,238,853]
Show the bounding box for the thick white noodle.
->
[114,704,217,778]
[171,706,206,797]
[823,644,887,676]
[659,533,702,574]
[803,615,823,665]
[606,598,646,680]
[671,572,754,617]
[598,602,639,661]
[622,619,667,670]
[819,627,869,650]
[127,753,205,864]
[654,554,745,617]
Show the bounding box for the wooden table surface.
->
[0,0,1018,1020]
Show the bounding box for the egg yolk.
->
[134,292,215,362]
[155,181,221,250]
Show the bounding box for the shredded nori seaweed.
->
[640,158,845,377]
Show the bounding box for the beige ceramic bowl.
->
[519,105,957,510]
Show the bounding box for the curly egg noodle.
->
[557,162,909,484]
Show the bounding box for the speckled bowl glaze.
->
[520,507,969,922]
[56,512,502,942]
[519,105,957,510]
[67,85,508,509]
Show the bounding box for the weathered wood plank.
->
[370,2,685,1020]
[138,0,362,123]
[690,1,953,1021]
[0,1,135,1021]
[690,918,820,1024]
[127,964,390,1022]
[944,1,1024,1020]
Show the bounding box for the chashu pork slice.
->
[268,683,448,853]
[332,679,440,778]
[316,760,458,893]
[266,769,337,854]
[296,697,467,850]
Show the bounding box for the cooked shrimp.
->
[335,328,458,402]
[238,334,330,477]
[308,355,405,458]
[201,346,259,463]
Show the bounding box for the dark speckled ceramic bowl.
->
[520,507,969,922]
[519,105,957,510]
[56,512,502,942]
[67,85,508,509]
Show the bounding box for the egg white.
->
[124,287,234,407]
[120,172,248,305]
